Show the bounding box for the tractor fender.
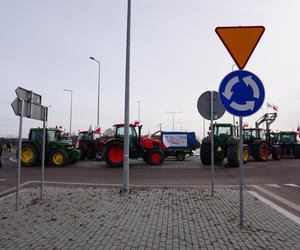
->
[201,137,211,145]
[104,138,123,146]
[21,140,41,154]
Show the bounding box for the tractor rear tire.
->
[103,141,123,167]
[49,149,68,167]
[272,147,281,160]
[227,143,239,167]
[294,145,300,159]
[147,148,164,165]
[21,143,38,167]
[176,152,185,161]
[253,142,269,161]
[200,143,211,165]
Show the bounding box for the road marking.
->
[265,184,280,188]
[283,184,299,188]
[248,191,300,225]
[0,179,8,181]
[250,185,300,213]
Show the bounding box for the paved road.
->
[1,151,299,217]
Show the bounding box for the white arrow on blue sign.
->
[218,70,265,117]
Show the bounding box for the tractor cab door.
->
[115,126,139,156]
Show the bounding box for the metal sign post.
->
[122,0,131,193]
[11,87,47,210]
[197,91,225,197]
[41,106,48,199]
[239,116,244,226]
[16,99,24,211]
[210,91,214,197]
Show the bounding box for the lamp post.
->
[63,89,73,136]
[165,111,181,131]
[138,100,141,122]
[89,56,101,126]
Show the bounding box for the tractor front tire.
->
[49,149,68,167]
[95,148,103,161]
[103,141,123,167]
[272,147,281,160]
[147,148,164,165]
[227,143,239,167]
[294,145,300,159]
[253,142,269,161]
[200,143,211,165]
[21,143,38,167]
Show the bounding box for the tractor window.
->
[260,130,266,140]
[47,130,57,142]
[243,130,254,140]
[30,130,43,142]
[281,134,295,143]
[115,126,135,137]
[215,126,232,136]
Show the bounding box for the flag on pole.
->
[297,124,300,137]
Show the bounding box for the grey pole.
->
[165,111,181,131]
[89,57,101,126]
[40,106,48,199]
[138,100,140,122]
[122,0,131,192]
[210,91,214,197]
[16,99,24,211]
[63,89,73,136]
[203,117,205,139]
[239,116,244,226]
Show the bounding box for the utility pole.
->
[165,111,181,131]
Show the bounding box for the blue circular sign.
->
[218,70,265,117]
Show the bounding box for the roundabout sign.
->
[218,70,265,117]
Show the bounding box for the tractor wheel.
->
[79,146,87,160]
[227,143,239,167]
[95,148,103,161]
[253,142,269,161]
[271,147,281,160]
[103,141,123,167]
[147,148,164,165]
[49,149,68,167]
[294,145,300,159]
[200,143,211,165]
[21,143,38,167]
[176,152,185,161]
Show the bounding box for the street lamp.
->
[138,100,141,122]
[89,56,101,127]
[63,89,73,136]
[165,111,181,131]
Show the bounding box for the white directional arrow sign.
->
[11,97,47,121]
[243,76,259,99]
[15,87,42,104]
[230,101,255,111]
[222,76,239,100]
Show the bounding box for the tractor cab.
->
[243,128,266,143]
[212,123,236,143]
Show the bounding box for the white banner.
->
[162,134,188,148]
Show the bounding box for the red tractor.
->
[76,130,106,160]
[102,124,165,167]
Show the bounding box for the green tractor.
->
[277,131,300,158]
[20,128,81,167]
[200,123,249,167]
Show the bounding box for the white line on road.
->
[265,184,280,188]
[283,184,299,188]
[248,191,300,225]
[0,179,8,181]
[250,185,300,213]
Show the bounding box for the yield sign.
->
[215,26,265,69]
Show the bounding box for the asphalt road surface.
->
[1,151,299,217]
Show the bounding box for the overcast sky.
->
[1,0,299,138]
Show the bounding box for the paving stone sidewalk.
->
[0,186,299,249]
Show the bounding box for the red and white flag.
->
[272,104,279,112]
[297,124,300,137]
